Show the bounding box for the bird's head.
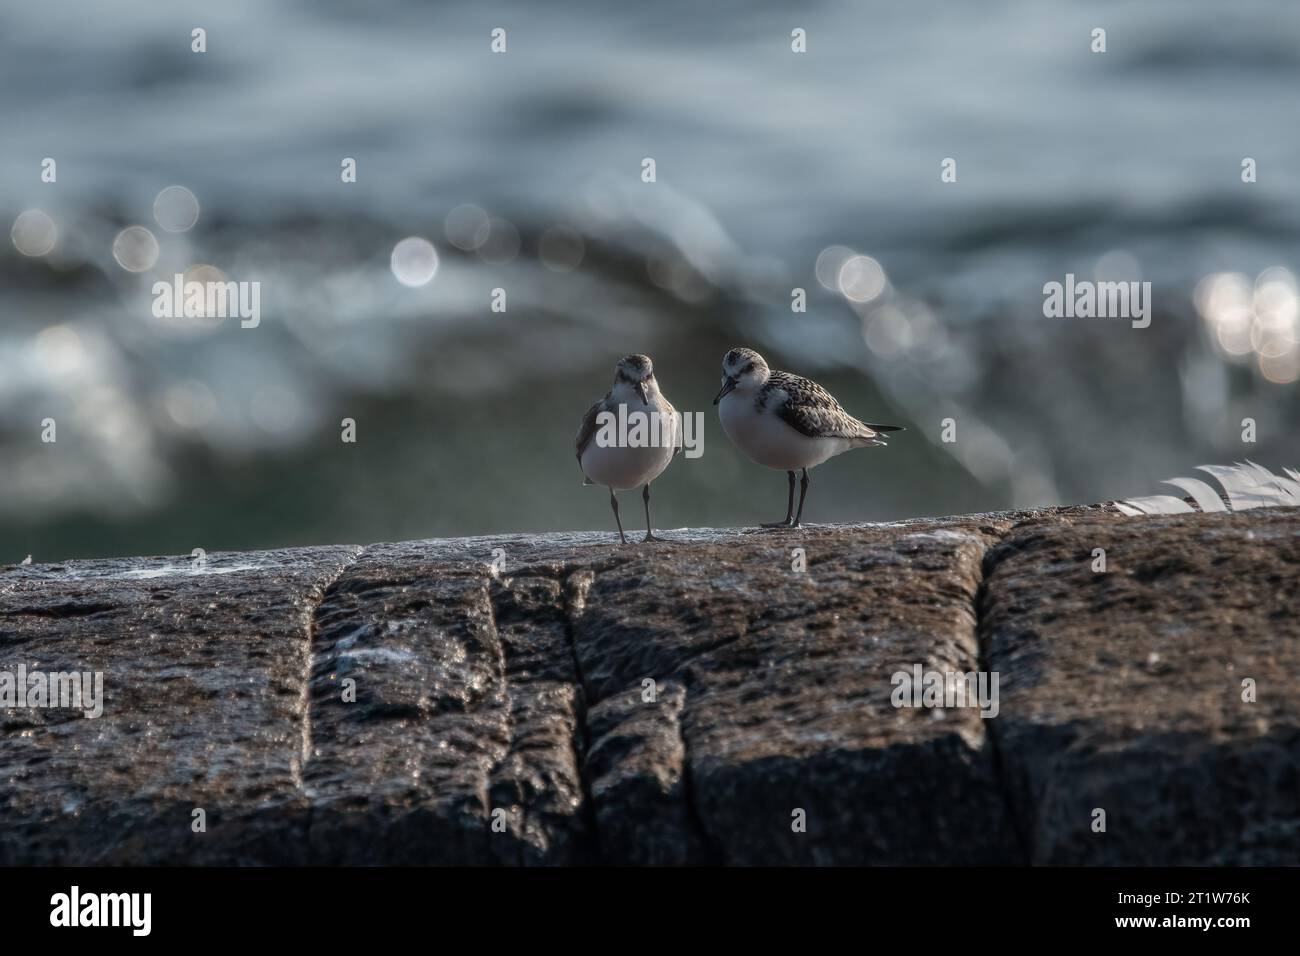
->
[714,347,770,404]
[614,353,655,405]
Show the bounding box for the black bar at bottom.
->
[0,865,1287,941]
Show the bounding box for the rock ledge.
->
[2,504,1298,865]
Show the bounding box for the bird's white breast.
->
[580,396,678,490]
[718,390,848,471]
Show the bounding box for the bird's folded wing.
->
[774,376,876,440]
[575,394,609,462]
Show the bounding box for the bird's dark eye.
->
[741,362,754,375]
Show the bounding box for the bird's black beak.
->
[713,377,736,405]
[635,382,649,406]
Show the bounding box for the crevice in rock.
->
[559,567,604,862]
[971,533,1033,864]
[298,545,367,789]
[560,557,725,865]
[481,577,522,864]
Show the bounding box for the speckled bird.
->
[714,347,903,527]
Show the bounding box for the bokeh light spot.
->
[838,254,887,303]
[445,204,490,251]
[814,245,854,291]
[153,186,201,232]
[12,210,57,257]
[390,237,439,287]
[112,225,160,272]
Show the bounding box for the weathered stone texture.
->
[2,505,1297,865]
[0,547,361,864]
[981,509,1300,865]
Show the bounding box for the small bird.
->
[576,354,680,543]
[714,347,902,527]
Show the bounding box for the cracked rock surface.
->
[981,508,1300,865]
[1,505,1297,864]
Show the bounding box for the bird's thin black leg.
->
[792,468,810,527]
[609,488,627,544]
[642,483,660,542]
[762,470,796,528]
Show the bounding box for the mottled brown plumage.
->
[761,371,890,443]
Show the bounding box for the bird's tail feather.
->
[850,434,889,448]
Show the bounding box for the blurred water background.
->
[2,0,1298,560]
